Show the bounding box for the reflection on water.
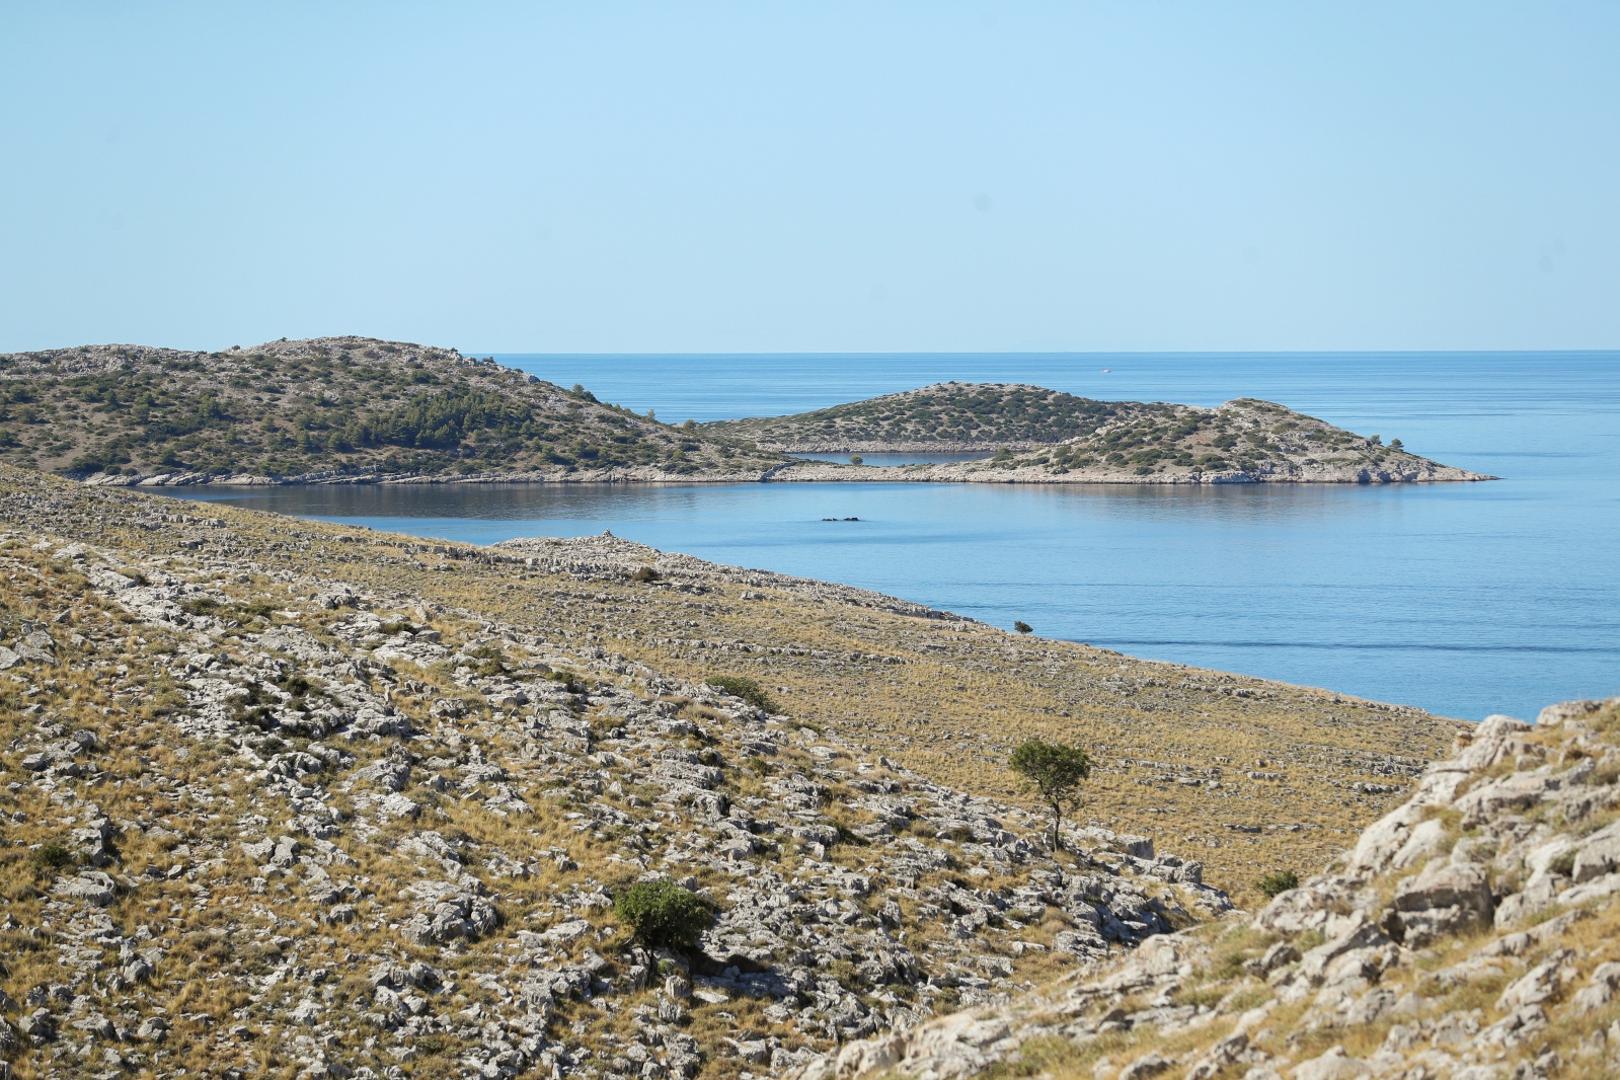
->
[165,351,1620,721]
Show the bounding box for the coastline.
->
[82,459,1498,487]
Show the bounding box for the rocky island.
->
[0,465,1473,1077]
[0,341,1491,486]
[709,382,1494,485]
[0,337,780,484]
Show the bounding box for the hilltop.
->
[0,337,781,483]
[708,383,1492,484]
[0,466,1468,1076]
[704,384,1122,452]
[805,697,1620,1079]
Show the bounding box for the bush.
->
[629,565,661,583]
[614,879,713,953]
[849,454,863,465]
[31,842,74,875]
[1013,620,1033,634]
[1258,870,1299,898]
[707,674,775,713]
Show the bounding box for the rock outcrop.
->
[798,698,1620,1078]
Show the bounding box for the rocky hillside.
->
[802,697,1620,1079]
[703,384,1122,452]
[0,466,1464,905]
[0,337,781,483]
[931,397,1492,483]
[0,478,1238,1078]
[710,384,1489,483]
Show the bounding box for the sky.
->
[2,2,1618,354]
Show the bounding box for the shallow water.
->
[168,351,1620,722]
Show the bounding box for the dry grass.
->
[0,470,1465,906]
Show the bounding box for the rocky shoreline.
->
[80,455,1493,487]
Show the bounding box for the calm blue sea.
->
[171,352,1620,722]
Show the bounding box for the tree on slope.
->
[1010,738,1092,853]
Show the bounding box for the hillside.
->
[703,384,1122,452]
[0,467,1470,1076]
[0,337,781,483]
[708,384,1491,484]
[0,465,1463,902]
[804,697,1620,1079]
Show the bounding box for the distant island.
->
[0,337,778,484]
[711,381,1496,484]
[0,340,1492,485]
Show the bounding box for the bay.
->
[169,351,1620,721]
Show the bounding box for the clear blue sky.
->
[3,2,1617,353]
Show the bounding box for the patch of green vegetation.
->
[613,878,714,953]
[1258,869,1300,898]
[707,674,776,712]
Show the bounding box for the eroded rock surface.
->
[799,699,1620,1079]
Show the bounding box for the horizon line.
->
[462,346,1620,358]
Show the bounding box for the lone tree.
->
[1010,738,1092,852]
[614,879,713,954]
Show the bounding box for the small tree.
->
[849,454,864,465]
[614,879,713,954]
[1010,738,1091,852]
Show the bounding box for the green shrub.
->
[1013,620,1033,634]
[31,842,74,875]
[1258,869,1299,898]
[614,879,713,953]
[707,674,775,713]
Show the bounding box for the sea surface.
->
[170,351,1620,722]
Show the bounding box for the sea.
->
[168,351,1620,723]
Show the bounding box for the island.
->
[708,381,1496,484]
[0,339,1492,484]
[0,336,779,483]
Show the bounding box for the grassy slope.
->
[0,465,1463,904]
[0,336,780,481]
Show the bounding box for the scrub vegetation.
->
[0,337,778,482]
